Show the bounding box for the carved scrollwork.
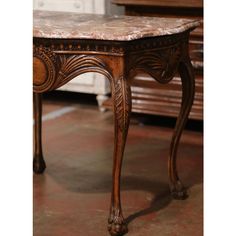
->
[113,77,131,132]
[33,46,57,92]
[128,43,183,84]
[53,54,113,89]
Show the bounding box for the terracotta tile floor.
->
[34,92,203,236]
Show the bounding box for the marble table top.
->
[33,10,200,41]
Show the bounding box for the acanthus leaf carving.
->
[113,77,131,132]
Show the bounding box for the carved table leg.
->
[108,76,131,236]
[168,57,195,200]
[33,92,46,174]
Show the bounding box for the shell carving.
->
[129,44,182,84]
[54,55,113,89]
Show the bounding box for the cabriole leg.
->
[108,76,131,236]
[33,92,46,174]
[168,57,195,200]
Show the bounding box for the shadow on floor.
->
[43,166,198,226]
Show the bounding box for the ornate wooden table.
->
[33,10,199,236]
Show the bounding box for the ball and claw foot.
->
[170,180,188,200]
[108,212,128,236]
[33,155,46,174]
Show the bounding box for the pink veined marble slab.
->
[33,10,200,41]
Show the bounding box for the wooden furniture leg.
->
[33,92,46,174]
[168,56,195,199]
[108,74,131,236]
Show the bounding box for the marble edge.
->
[33,22,200,41]
[33,11,201,41]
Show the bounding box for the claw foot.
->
[33,155,46,174]
[170,180,188,200]
[108,208,128,236]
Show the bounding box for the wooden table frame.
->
[33,30,195,236]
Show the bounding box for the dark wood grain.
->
[33,92,46,174]
[169,56,195,199]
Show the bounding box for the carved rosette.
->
[113,77,131,133]
[128,43,183,84]
[33,46,57,92]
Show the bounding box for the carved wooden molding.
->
[128,42,183,84]
[33,32,188,56]
[34,39,125,56]
[33,45,115,92]
[55,54,113,89]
